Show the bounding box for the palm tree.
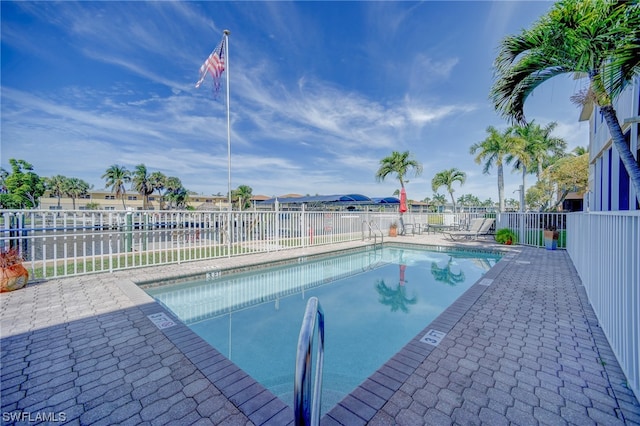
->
[506,198,520,211]
[508,123,537,194]
[64,177,91,209]
[163,176,183,209]
[431,168,466,213]
[101,164,131,209]
[491,0,640,204]
[232,185,253,211]
[470,126,516,212]
[572,146,589,156]
[46,175,68,209]
[375,151,423,234]
[132,164,154,210]
[432,193,447,213]
[149,171,166,210]
[522,121,567,179]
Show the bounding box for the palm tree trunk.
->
[498,165,505,212]
[449,192,456,213]
[398,182,405,235]
[600,105,640,206]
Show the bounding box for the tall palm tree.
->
[101,164,131,209]
[508,123,538,194]
[375,151,423,234]
[470,126,516,212]
[46,175,68,209]
[132,164,154,210]
[431,168,466,213]
[149,171,166,210]
[64,177,91,210]
[522,121,567,179]
[491,0,640,205]
[232,185,253,211]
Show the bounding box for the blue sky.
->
[1,1,590,203]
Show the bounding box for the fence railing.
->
[496,212,568,248]
[0,209,366,279]
[1,209,574,280]
[567,211,640,401]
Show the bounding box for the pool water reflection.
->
[146,246,501,414]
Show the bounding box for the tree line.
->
[0,160,253,210]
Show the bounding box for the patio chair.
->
[477,218,495,237]
[442,218,486,240]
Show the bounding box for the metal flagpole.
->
[224,29,232,257]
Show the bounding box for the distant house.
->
[579,76,639,211]
[39,189,229,211]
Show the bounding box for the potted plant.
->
[389,222,398,237]
[543,226,559,250]
[495,228,517,245]
[1,247,29,293]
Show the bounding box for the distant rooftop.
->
[257,193,400,205]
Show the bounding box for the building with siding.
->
[39,189,230,211]
[580,76,640,211]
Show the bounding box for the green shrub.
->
[495,228,517,245]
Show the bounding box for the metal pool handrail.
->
[294,297,325,426]
[362,220,383,246]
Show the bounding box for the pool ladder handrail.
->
[294,297,325,426]
[362,220,384,246]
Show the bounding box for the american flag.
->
[195,37,226,92]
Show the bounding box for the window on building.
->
[127,196,137,200]
[149,197,155,201]
[105,195,115,200]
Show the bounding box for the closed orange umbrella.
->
[399,188,407,213]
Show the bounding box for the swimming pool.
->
[145,246,501,414]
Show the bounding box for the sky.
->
[1,1,591,204]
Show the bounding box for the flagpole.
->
[224,29,232,256]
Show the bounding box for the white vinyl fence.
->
[567,211,640,401]
[1,209,498,280]
[496,212,568,248]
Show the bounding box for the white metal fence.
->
[567,211,640,401]
[1,209,495,280]
[496,212,568,248]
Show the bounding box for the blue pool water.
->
[145,246,501,414]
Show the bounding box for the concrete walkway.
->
[1,234,639,425]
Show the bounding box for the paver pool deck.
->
[1,234,639,425]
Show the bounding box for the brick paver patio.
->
[1,235,639,425]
